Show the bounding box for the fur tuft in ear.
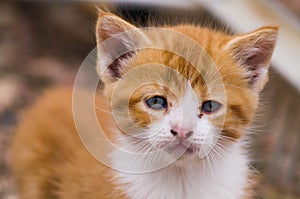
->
[224,26,278,90]
[95,11,149,83]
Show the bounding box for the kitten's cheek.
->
[196,120,220,142]
[128,106,152,128]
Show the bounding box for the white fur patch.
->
[111,142,249,199]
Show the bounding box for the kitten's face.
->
[126,78,221,159]
[96,13,278,163]
[107,49,252,161]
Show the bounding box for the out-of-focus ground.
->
[0,1,300,199]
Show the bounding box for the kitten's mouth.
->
[164,141,198,156]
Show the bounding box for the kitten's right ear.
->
[96,11,149,83]
[224,26,278,91]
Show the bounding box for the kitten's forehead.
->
[130,49,222,101]
[177,82,200,117]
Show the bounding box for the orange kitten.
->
[10,11,278,199]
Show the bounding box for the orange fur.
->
[10,11,278,199]
[10,88,128,199]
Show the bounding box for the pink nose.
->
[170,128,193,139]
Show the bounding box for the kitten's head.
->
[95,12,278,163]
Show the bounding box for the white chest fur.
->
[111,142,250,199]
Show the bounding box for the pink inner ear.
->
[243,49,266,70]
[230,37,276,87]
[225,27,278,89]
[238,44,272,86]
[106,51,135,79]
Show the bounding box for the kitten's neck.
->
[110,141,250,199]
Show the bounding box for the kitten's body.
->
[11,88,251,199]
[10,11,277,199]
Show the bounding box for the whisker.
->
[206,154,215,179]
[93,104,113,114]
[211,145,229,167]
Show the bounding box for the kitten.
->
[10,11,278,199]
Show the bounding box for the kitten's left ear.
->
[224,26,278,91]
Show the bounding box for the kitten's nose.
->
[170,129,193,140]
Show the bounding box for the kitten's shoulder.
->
[10,87,125,199]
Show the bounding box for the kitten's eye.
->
[145,96,167,110]
[201,100,222,113]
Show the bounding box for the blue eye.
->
[201,100,222,113]
[145,96,167,110]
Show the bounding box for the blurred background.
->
[0,0,299,199]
